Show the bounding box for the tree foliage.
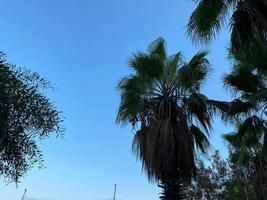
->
[188,148,267,200]
[187,151,230,199]
[0,53,63,183]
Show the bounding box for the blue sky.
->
[0,1,232,199]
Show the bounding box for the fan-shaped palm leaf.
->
[188,0,229,43]
[223,64,264,94]
[188,0,267,55]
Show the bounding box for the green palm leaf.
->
[223,65,264,94]
[190,124,210,153]
[188,0,229,43]
[178,51,210,90]
[148,37,167,59]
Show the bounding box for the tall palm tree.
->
[188,1,267,197]
[116,38,217,199]
[187,0,267,55]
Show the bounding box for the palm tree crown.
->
[117,38,216,188]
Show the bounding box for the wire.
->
[24,196,124,200]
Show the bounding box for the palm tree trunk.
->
[158,177,186,200]
[253,156,267,199]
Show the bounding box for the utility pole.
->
[21,189,27,200]
[113,184,117,200]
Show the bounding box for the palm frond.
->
[207,99,230,113]
[190,124,210,153]
[166,52,183,77]
[242,88,267,105]
[236,115,264,142]
[223,64,264,94]
[116,75,145,124]
[128,52,164,81]
[178,51,210,90]
[224,130,260,155]
[206,99,234,123]
[230,1,267,55]
[132,127,154,179]
[228,99,256,118]
[188,0,229,43]
[148,37,167,59]
[223,132,239,147]
[185,93,213,132]
[230,2,255,54]
[229,42,267,74]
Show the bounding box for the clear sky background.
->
[0,1,232,199]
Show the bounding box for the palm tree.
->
[188,1,267,197]
[116,38,217,199]
[208,54,267,198]
[187,0,267,55]
[217,60,267,152]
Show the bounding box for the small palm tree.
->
[187,0,267,55]
[117,38,217,199]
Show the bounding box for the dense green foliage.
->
[187,151,230,199]
[0,53,62,183]
[188,148,267,199]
